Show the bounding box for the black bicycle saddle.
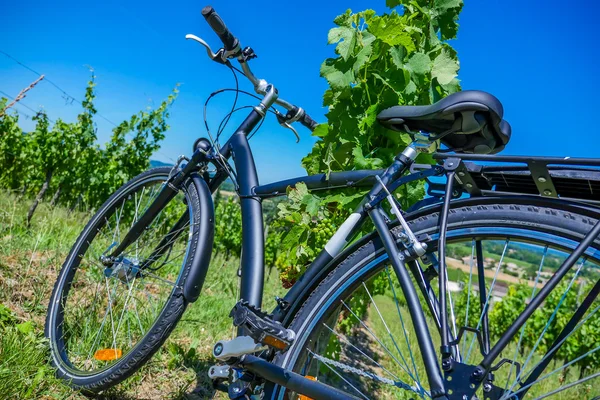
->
[377,90,512,154]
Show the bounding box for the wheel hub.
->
[103,256,140,284]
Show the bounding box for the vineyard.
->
[1,0,599,399]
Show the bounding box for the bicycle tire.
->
[45,167,207,393]
[271,200,600,399]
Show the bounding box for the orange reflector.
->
[262,335,287,350]
[94,348,122,361]
[298,376,317,400]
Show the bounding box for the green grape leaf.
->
[303,194,321,216]
[353,39,373,73]
[432,50,459,85]
[281,225,305,248]
[441,77,461,93]
[368,15,416,53]
[320,63,354,89]
[389,46,405,69]
[360,103,379,129]
[408,52,431,75]
[328,27,357,61]
[434,0,462,11]
[352,146,384,169]
[333,9,353,27]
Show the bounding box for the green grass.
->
[1,190,598,399]
[0,190,285,399]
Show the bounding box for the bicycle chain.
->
[310,352,423,396]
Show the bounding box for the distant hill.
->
[150,159,173,168]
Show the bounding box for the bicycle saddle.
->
[377,90,511,154]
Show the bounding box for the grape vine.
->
[276,0,463,286]
[0,73,178,223]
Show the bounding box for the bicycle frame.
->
[110,102,600,399]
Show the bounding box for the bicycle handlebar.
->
[201,6,239,52]
[197,6,317,133]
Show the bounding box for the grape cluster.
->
[311,217,336,249]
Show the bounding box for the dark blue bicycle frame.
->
[111,102,600,400]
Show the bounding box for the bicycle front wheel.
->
[45,167,209,392]
[273,200,600,400]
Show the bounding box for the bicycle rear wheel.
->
[273,200,600,400]
[45,167,207,392]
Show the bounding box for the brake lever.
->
[282,122,300,143]
[185,34,218,59]
[274,110,300,143]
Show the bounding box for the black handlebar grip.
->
[201,6,238,51]
[300,112,319,132]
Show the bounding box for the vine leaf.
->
[434,0,462,11]
[389,47,405,69]
[312,124,329,138]
[432,50,459,85]
[321,63,354,89]
[408,52,431,75]
[333,9,353,27]
[328,27,357,61]
[353,32,376,73]
[369,14,416,53]
[359,103,379,130]
[352,147,384,169]
[303,194,321,216]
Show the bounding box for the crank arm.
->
[238,355,358,400]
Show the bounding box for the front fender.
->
[183,173,215,303]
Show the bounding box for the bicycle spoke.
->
[322,322,402,382]
[504,340,600,399]
[113,274,139,350]
[444,266,459,357]
[461,239,476,357]
[466,238,510,362]
[506,258,586,395]
[361,280,421,390]
[306,349,370,400]
[340,299,417,383]
[503,245,548,392]
[533,370,600,400]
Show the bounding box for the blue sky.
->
[1,0,598,183]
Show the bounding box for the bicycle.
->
[45,6,600,400]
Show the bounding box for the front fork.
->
[102,149,209,265]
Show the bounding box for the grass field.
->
[1,190,598,399]
[0,191,284,399]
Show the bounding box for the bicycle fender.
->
[183,172,215,303]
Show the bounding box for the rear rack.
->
[432,153,600,206]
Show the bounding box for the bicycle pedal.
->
[230,301,295,352]
[208,364,230,380]
[213,336,266,361]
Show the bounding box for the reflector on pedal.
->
[262,334,287,350]
[94,348,122,361]
[298,376,317,400]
